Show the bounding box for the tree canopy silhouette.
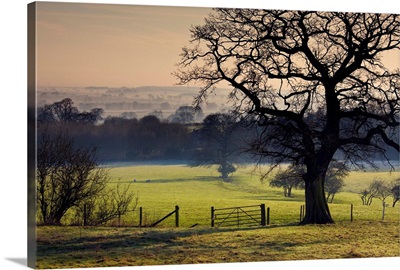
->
[176,9,399,224]
[191,113,246,180]
[37,98,103,124]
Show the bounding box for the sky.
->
[36,3,212,87]
[35,1,400,88]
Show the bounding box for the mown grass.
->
[36,220,399,269]
[39,164,399,269]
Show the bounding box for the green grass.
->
[39,164,399,269]
[78,164,399,227]
[36,220,399,269]
[343,170,400,193]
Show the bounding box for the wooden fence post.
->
[267,207,270,225]
[260,204,266,226]
[299,205,303,222]
[350,204,353,222]
[382,201,386,221]
[237,208,239,227]
[211,206,215,227]
[175,205,179,227]
[151,206,180,227]
[83,203,87,226]
[139,207,143,227]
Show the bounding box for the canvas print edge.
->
[27,1,400,269]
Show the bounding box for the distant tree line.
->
[37,98,249,163]
[38,98,398,166]
[38,98,103,124]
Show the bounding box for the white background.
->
[1,0,399,269]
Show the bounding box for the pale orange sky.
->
[36,2,212,87]
[35,2,399,88]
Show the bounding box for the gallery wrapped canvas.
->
[27,1,399,269]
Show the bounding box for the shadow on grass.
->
[238,195,305,202]
[36,220,400,268]
[36,223,301,259]
[38,224,297,257]
[117,176,221,184]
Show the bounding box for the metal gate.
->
[211,204,268,227]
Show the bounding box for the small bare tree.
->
[37,131,109,225]
[271,160,347,200]
[324,161,348,203]
[391,178,400,207]
[360,189,374,206]
[325,177,344,204]
[80,181,138,226]
[269,165,304,197]
[191,113,246,180]
[372,180,392,220]
[359,179,391,208]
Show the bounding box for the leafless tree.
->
[176,9,399,224]
[324,160,348,203]
[269,165,304,197]
[79,181,138,226]
[37,131,109,225]
[371,180,392,219]
[270,160,347,200]
[390,178,400,207]
[360,179,391,206]
[191,113,246,180]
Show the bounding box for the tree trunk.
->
[221,170,228,180]
[393,199,398,207]
[220,158,229,180]
[367,196,373,206]
[300,175,334,224]
[50,212,64,225]
[287,187,292,197]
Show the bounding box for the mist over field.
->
[37,86,232,119]
[36,85,399,164]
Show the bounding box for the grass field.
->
[37,164,400,269]
[37,220,399,269]
[64,164,399,227]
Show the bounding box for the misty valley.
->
[37,86,232,120]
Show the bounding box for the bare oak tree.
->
[176,9,399,224]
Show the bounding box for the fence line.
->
[74,201,397,227]
[150,205,179,227]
